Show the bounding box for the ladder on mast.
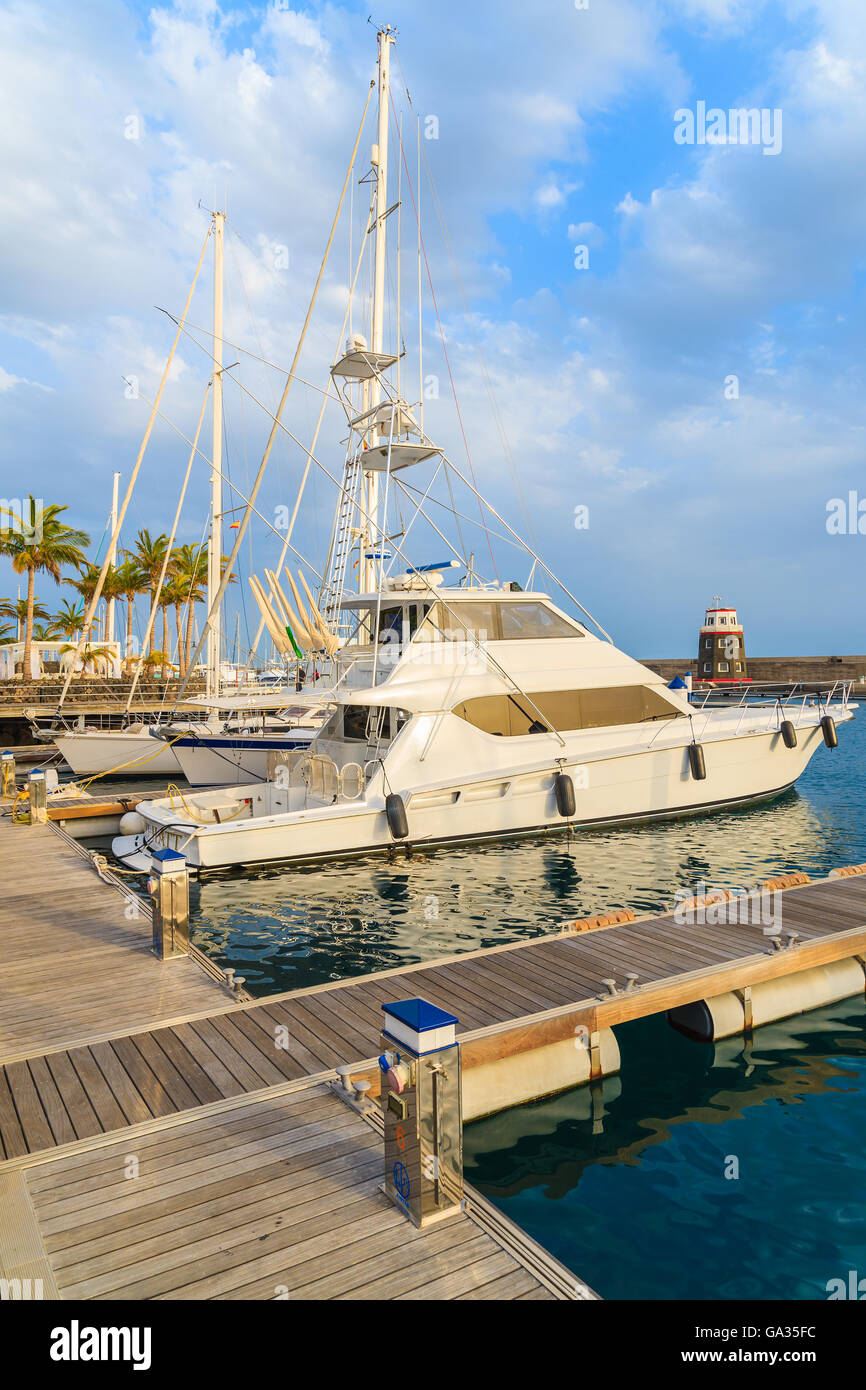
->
[320,450,364,638]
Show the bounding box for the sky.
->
[0,0,865,659]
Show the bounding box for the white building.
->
[0,640,122,680]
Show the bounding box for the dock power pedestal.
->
[147,847,190,959]
[380,998,463,1227]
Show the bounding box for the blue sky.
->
[1,0,864,658]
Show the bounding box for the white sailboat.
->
[113,26,856,874]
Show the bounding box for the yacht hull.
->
[54,731,183,777]
[114,721,835,873]
[170,731,317,787]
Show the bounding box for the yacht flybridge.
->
[113,25,854,874]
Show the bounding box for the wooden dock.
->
[2,811,865,1300]
[0,817,232,1069]
[0,1079,580,1300]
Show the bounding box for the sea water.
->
[185,711,866,1301]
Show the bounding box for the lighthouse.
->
[697,597,749,682]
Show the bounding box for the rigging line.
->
[54,221,213,715]
[251,201,376,656]
[383,457,447,576]
[150,313,346,406]
[391,45,534,548]
[416,129,539,554]
[390,473,482,577]
[173,77,376,710]
[124,382,212,711]
[394,476,526,551]
[146,314,547,708]
[127,382,325,582]
[439,449,613,642]
[220,259,256,673]
[389,87,484,574]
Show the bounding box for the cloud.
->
[0,0,864,655]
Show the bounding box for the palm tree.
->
[171,543,208,675]
[0,498,90,675]
[162,570,190,678]
[0,595,51,640]
[63,561,106,641]
[31,621,61,641]
[128,530,169,656]
[51,599,86,642]
[60,642,114,678]
[112,559,146,661]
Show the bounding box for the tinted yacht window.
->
[499,602,580,639]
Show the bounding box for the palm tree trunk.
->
[185,602,195,675]
[175,605,184,678]
[23,567,35,677]
[126,595,134,662]
[161,606,168,679]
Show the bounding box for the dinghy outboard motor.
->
[385,792,409,840]
[821,715,838,749]
[554,771,576,818]
[780,719,797,749]
[688,743,707,781]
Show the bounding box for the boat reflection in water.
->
[190,778,858,996]
[463,997,866,1301]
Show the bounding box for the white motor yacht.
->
[113,583,854,872]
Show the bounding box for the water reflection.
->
[464,998,866,1301]
[192,746,864,995]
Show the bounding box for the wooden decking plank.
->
[66,1050,129,1134]
[167,1023,247,1100]
[203,1015,288,1087]
[184,1018,272,1092]
[0,1068,28,1160]
[30,1093,339,1198]
[37,1112,366,1237]
[157,1205,405,1301]
[395,1248,516,1300]
[3,1062,54,1153]
[426,958,546,1017]
[52,1149,384,1279]
[84,1190,383,1300]
[302,1218,480,1300]
[455,1267,540,1299]
[145,1029,226,1106]
[107,1038,177,1121]
[85,1043,154,1128]
[293,994,377,1061]
[25,1057,77,1148]
[43,1052,102,1142]
[220,1009,305,1083]
[60,1170,382,1298]
[247,1003,334,1075]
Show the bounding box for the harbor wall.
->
[642,655,866,684]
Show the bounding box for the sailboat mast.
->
[207,210,225,700]
[362,25,394,596]
[106,470,120,647]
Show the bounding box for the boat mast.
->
[207,210,225,700]
[106,470,120,648]
[362,24,394,597]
